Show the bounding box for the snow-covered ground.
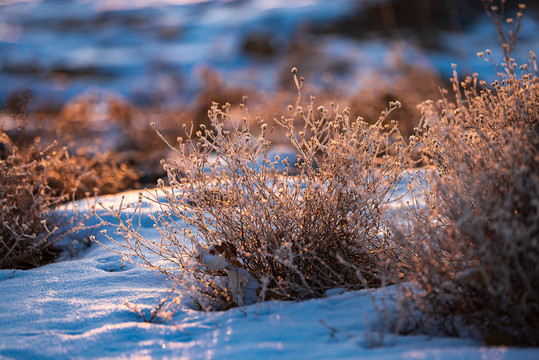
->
[1,189,539,359]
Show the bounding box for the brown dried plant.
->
[397,2,539,346]
[0,137,79,269]
[93,70,413,310]
[1,132,137,269]
[41,145,140,200]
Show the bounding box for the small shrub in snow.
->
[0,135,75,268]
[398,3,539,345]
[41,146,139,200]
[94,71,413,309]
[0,131,137,269]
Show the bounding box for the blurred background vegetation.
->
[1,0,537,187]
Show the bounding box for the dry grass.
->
[0,134,138,269]
[1,135,74,269]
[93,69,414,309]
[41,145,140,200]
[1,92,139,268]
[396,2,539,346]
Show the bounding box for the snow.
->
[1,189,539,359]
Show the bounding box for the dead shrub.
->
[41,145,140,200]
[0,129,136,268]
[93,70,413,310]
[0,135,75,269]
[398,2,539,346]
